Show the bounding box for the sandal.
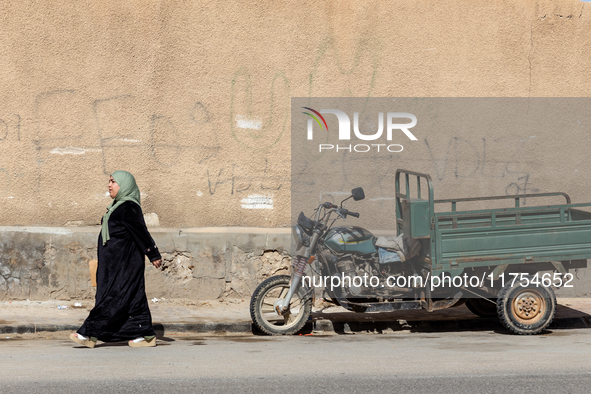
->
[69,332,96,348]
[128,336,157,347]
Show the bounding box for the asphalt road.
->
[1,329,591,393]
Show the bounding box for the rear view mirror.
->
[352,187,365,201]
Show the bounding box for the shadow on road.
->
[301,303,591,335]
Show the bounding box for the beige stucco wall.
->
[0,0,590,228]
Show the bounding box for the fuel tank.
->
[323,226,377,255]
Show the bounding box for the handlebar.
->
[339,208,360,218]
[315,203,360,226]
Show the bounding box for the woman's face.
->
[108,176,120,199]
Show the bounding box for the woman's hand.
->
[152,259,162,269]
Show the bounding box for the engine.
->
[331,253,421,298]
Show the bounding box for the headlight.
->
[292,224,305,250]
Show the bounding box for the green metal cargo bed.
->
[395,169,591,278]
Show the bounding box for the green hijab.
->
[101,171,141,245]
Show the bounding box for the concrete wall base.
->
[0,226,291,301]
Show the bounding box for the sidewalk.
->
[1,298,590,339]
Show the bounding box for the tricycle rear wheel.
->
[497,280,556,335]
[465,298,497,318]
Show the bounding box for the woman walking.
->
[70,171,162,348]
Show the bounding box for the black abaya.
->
[78,201,161,342]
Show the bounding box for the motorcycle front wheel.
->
[250,275,312,335]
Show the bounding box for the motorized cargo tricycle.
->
[250,169,590,335]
